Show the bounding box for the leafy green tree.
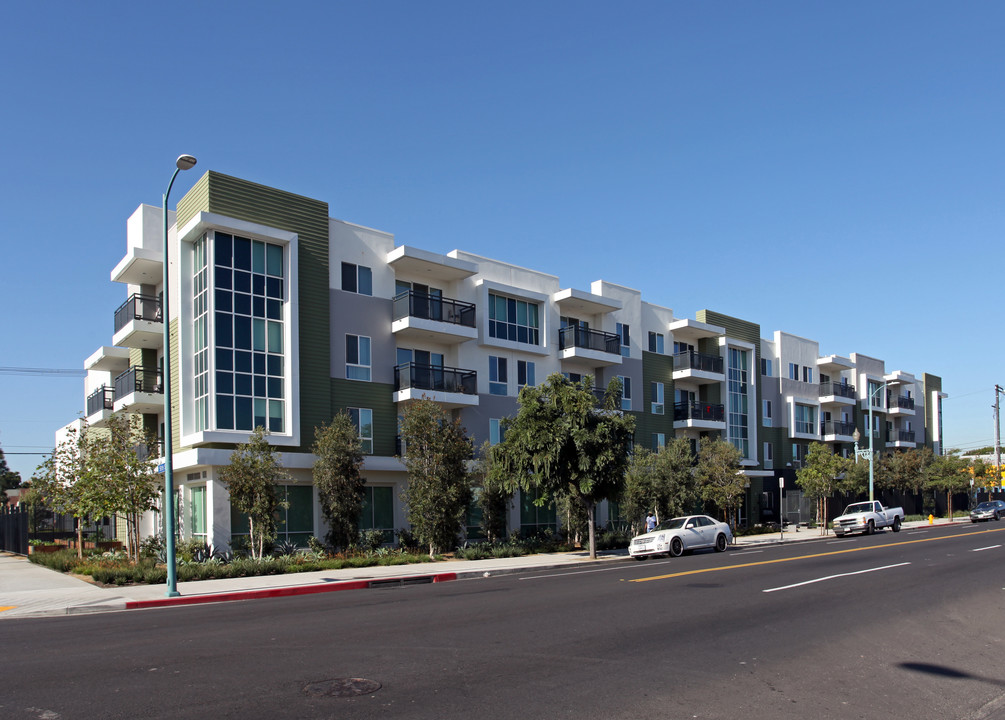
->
[842,455,870,497]
[796,442,848,533]
[0,447,22,494]
[925,454,971,519]
[220,427,290,559]
[695,437,744,528]
[399,399,473,558]
[312,412,366,551]
[879,447,934,513]
[621,437,698,535]
[32,422,99,558]
[86,412,161,561]
[492,374,635,559]
[472,441,510,542]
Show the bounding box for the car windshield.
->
[655,518,687,531]
[841,503,872,515]
[975,503,994,511]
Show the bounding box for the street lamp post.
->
[162,154,197,598]
[864,380,900,504]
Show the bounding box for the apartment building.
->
[69,171,945,547]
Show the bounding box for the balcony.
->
[558,326,622,367]
[393,362,479,408]
[821,420,856,442]
[672,350,724,384]
[673,401,726,431]
[887,394,916,416]
[136,439,164,462]
[818,381,856,406]
[85,386,115,427]
[391,291,478,344]
[886,429,917,448]
[112,366,164,415]
[112,294,163,349]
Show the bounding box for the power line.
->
[0,367,86,378]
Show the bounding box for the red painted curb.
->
[125,572,458,610]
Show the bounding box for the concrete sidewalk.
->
[0,518,960,620]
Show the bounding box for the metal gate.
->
[0,509,29,555]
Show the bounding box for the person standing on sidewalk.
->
[645,512,657,532]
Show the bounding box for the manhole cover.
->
[303,678,382,698]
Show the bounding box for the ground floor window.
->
[359,486,394,544]
[520,488,556,537]
[189,486,207,539]
[465,490,486,541]
[230,484,314,548]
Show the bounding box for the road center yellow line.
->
[0,606,16,612]
[630,526,1005,583]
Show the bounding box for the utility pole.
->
[995,385,1003,488]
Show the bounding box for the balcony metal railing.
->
[888,430,916,443]
[86,386,114,416]
[821,420,856,436]
[888,395,916,410]
[674,401,725,423]
[818,382,856,399]
[114,294,162,333]
[392,291,476,328]
[558,326,620,355]
[394,362,477,395]
[113,366,163,400]
[673,350,724,374]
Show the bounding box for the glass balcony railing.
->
[394,362,477,395]
[674,401,725,422]
[821,420,856,436]
[888,395,916,410]
[558,326,620,354]
[818,382,856,399]
[673,350,723,374]
[114,294,162,333]
[392,291,475,327]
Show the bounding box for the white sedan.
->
[629,514,733,559]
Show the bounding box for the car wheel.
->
[995,512,1000,521]
[972,518,978,524]
[866,520,875,535]
[669,537,684,557]
[892,517,901,533]
[714,533,728,552]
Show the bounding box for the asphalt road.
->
[4,523,1005,720]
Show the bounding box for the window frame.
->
[346,334,372,381]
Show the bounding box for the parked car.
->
[833,501,904,537]
[629,514,733,559]
[970,500,1005,523]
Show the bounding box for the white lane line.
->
[519,560,672,580]
[907,531,926,535]
[971,545,1002,552]
[826,540,854,545]
[762,562,911,593]
[732,550,764,556]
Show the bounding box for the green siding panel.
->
[638,350,675,444]
[330,379,398,457]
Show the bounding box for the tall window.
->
[728,348,749,457]
[652,433,665,451]
[346,335,371,381]
[517,360,536,389]
[360,486,394,544]
[489,418,504,445]
[616,323,630,357]
[489,356,508,395]
[341,262,372,295]
[193,235,210,431]
[648,332,665,354]
[488,293,540,345]
[651,382,664,415]
[795,404,816,434]
[761,358,772,376]
[788,363,799,380]
[868,381,883,410]
[189,486,207,538]
[618,376,632,411]
[213,232,285,433]
[762,399,772,426]
[802,366,814,384]
[763,443,773,470]
[349,408,373,454]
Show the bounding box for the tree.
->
[87,412,161,561]
[492,374,635,560]
[472,441,511,543]
[220,427,290,559]
[841,454,870,498]
[879,447,934,513]
[796,443,848,534]
[621,437,698,535]
[0,447,22,494]
[695,437,744,528]
[312,412,366,551]
[32,422,99,558]
[399,398,473,558]
[925,454,971,519]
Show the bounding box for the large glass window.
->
[795,404,816,434]
[341,262,372,296]
[488,293,540,345]
[618,376,632,411]
[648,332,665,354]
[520,487,556,537]
[360,486,394,543]
[189,486,207,538]
[489,418,504,445]
[276,485,313,547]
[517,360,535,388]
[616,323,630,357]
[728,348,749,457]
[489,356,508,396]
[651,381,664,415]
[212,232,285,434]
[346,335,372,381]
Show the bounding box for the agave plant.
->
[272,539,299,557]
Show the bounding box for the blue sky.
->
[2,1,1003,480]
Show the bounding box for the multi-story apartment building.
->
[68,171,946,548]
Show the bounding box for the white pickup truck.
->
[833,501,904,536]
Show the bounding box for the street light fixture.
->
[162,154,197,597]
